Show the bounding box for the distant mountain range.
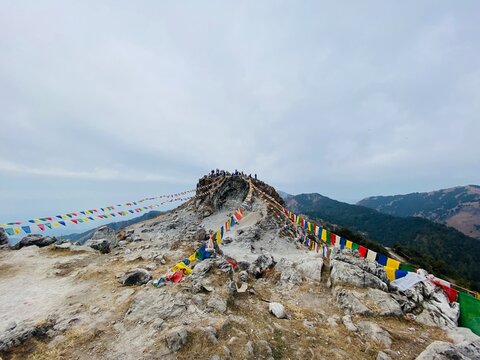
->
[65,211,163,244]
[281,192,480,291]
[358,185,480,240]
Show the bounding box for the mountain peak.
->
[358,185,480,239]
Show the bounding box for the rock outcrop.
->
[119,268,152,286]
[85,226,118,253]
[329,251,388,291]
[0,228,8,246]
[12,234,55,250]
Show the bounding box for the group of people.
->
[205,169,258,180]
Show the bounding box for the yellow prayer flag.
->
[216,230,222,245]
[386,258,400,270]
[346,240,353,249]
[384,266,396,281]
[82,217,89,222]
[52,222,60,228]
[321,229,327,241]
[172,262,193,275]
[188,253,197,263]
[14,227,21,234]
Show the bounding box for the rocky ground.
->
[0,176,479,359]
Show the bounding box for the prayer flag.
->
[400,263,415,272]
[5,228,14,236]
[345,240,352,249]
[395,270,408,280]
[330,232,336,246]
[351,242,360,252]
[376,253,388,266]
[367,249,377,261]
[458,292,480,335]
[340,237,346,249]
[358,246,367,258]
[386,258,400,270]
[334,235,341,248]
[21,226,31,234]
[321,229,327,241]
[384,266,396,281]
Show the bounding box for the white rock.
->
[269,302,286,319]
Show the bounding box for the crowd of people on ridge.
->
[204,169,258,180]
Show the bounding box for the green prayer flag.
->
[458,291,480,336]
[400,263,415,272]
[5,228,14,236]
[351,242,360,252]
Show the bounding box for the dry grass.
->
[0,263,17,278]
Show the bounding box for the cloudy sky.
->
[1,1,479,226]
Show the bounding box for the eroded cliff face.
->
[1,176,478,360]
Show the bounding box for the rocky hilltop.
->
[0,175,479,359]
[358,185,480,240]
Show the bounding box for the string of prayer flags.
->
[2,178,224,228]
[3,181,226,236]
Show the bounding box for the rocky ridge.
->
[0,175,478,359]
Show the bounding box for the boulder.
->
[377,351,392,360]
[193,228,207,241]
[165,326,188,352]
[269,302,286,319]
[366,288,403,316]
[12,234,55,250]
[215,258,234,274]
[296,257,323,282]
[0,228,8,245]
[126,290,187,322]
[207,297,227,313]
[249,254,275,278]
[335,288,373,316]
[330,258,388,291]
[238,271,249,282]
[415,341,471,360]
[342,315,357,332]
[356,321,392,348]
[85,226,118,253]
[119,268,152,286]
[276,259,303,285]
[191,259,213,279]
[392,280,459,328]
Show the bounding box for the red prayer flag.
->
[172,270,184,283]
[358,246,367,258]
[431,280,459,303]
[38,224,45,231]
[330,233,336,246]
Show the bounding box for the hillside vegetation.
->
[285,193,480,291]
[358,185,480,240]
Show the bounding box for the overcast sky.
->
[1,1,479,225]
